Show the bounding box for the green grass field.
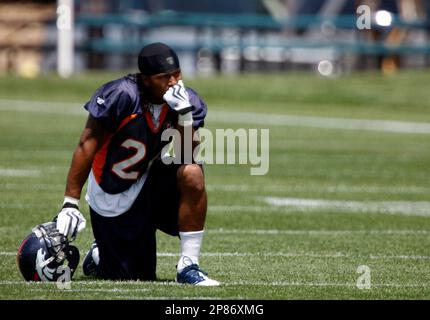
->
[0,71,430,299]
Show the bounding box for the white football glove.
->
[163,80,193,115]
[56,203,86,241]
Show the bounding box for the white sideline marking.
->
[263,197,430,216]
[209,110,430,134]
[156,252,430,260]
[0,183,64,191]
[2,228,428,259]
[227,281,430,288]
[0,99,84,116]
[211,205,275,212]
[0,252,15,256]
[207,228,430,236]
[2,99,430,134]
[1,280,429,288]
[28,288,149,293]
[210,203,430,217]
[0,204,52,209]
[3,250,429,260]
[3,199,429,215]
[135,296,225,300]
[206,184,430,195]
[3,182,427,194]
[0,168,40,177]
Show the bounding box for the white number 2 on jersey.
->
[111,139,147,180]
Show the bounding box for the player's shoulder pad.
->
[84,76,140,132]
[98,76,139,106]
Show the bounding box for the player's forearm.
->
[175,124,199,163]
[64,116,105,200]
[64,140,97,200]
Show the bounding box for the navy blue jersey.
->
[84,74,207,194]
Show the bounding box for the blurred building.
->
[0,0,55,77]
[0,0,429,77]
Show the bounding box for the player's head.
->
[138,42,182,104]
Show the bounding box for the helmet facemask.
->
[17,222,80,282]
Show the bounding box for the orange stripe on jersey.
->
[92,114,138,184]
[118,113,139,131]
[92,133,113,184]
[145,104,169,134]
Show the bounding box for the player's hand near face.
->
[163,80,193,115]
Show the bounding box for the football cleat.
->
[176,264,220,286]
[82,241,99,277]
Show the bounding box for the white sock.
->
[177,230,204,272]
[92,246,100,265]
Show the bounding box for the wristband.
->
[178,111,194,126]
[63,196,79,208]
[62,202,79,210]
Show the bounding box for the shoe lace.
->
[182,264,208,283]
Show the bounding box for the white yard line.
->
[2,99,430,134]
[27,288,150,293]
[210,205,274,213]
[0,168,41,177]
[0,99,84,116]
[1,280,429,288]
[0,183,64,191]
[209,110,430,134]
[136,296,226,300]
[206,184,430,195]
[0,252,16,256]
[7,199,427,214]
[225,281,430,288]
[263,197,430,217]
[2,228,428,258]
[0,166,65,178]
[0,204,52,209]
[3,250,429,260]
[209,203,430,217]
[157,252,430,260]
[206,228,430,236]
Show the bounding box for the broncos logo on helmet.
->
[17,222,80,282]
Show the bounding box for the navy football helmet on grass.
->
[17,222,80,281]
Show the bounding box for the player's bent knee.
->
[177,164,205,195]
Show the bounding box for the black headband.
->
[138,42,180,75]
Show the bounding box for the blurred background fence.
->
[1,0,430,77]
